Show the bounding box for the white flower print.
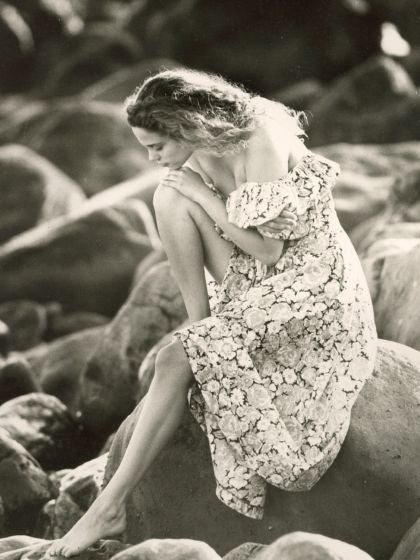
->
[244,307,267,330]
[247,385,272,409]
[171,153,376,521]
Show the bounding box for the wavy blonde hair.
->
[125,68,306,155]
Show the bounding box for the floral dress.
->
[172,152,377,520]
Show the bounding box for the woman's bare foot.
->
[47,493,126,557]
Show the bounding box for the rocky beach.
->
[0,1,420,559]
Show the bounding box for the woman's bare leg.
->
[153,184,234,321]
[48,184,234,557]
[49,341,193,557]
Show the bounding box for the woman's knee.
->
[154,341,193,386]
[153,184,195,216]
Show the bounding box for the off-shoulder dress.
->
[172,152,377,520]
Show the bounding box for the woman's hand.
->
[159,167,208,203]
[258,210,297,235]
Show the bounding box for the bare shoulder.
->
[244,118,308,182]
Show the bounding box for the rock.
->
[0,144,85,243]
[0,321,9,357]
[391,516,420,560]
[80,261,187,438]
[373,244,420,351]
[0,428,54,534]
[0,536,127,560]
[24,326,105,414]
[130,249,167,291]
[365,0,420,46]
[41,23,141,98]
[46,310,109,340]
[361,235,420,302]
[252,532,373,559]
[0,200,155,316]
[126,1,382,93]
[308,56,420,146]
[317,141,420,239]
[82,58,179,103]
[88,167,164,223]
[0,393,86,470]
[103,339,420,559]
[0,354,39,405]
[0,300,47,351]
[0,100,152,196]
[273,79,326,111]
[400,47,420,86]
[223,542,265,560]
[112,539,221,560]
[328,171,393,234]
[40,454,107,539]
[0,536,47,558]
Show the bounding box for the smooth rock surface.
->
[46,310,109,340]
[308,56,420,146]
[373,244,420,350]
[391,516,420,560]
[126,1,381,93]
[0,100,152,196]
[24,326,105,414]
[112,539,221,560]
[254,532,373,559]
[80,261,187,438]
[103,339,420,560]
[81,58,179,103]
[0,393,85,470]
[0,145,85,243]
[0,201,155,316]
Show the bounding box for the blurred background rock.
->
[0,2,420,560]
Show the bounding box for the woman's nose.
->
[148,150,159,162]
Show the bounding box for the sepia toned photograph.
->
[0,1,419,559]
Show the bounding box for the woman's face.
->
[132,127,193,169]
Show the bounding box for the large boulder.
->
[103,339,420,559]
[0,200,155,316]
[0,354,39,405]
[81,58,179,103]
[0,145,85,243]
[254,532,373,559]
[0,300,47,352]
[0,428,54,534]
[41,24,141,98]
[40,454,107,539]
[111,539,221,560]
[391,516,420,560]
[0,100,152,196]
[80,261,187,438]
[372,244,420,350]
[0,393,87,470]
[317,141,420,240]
[308,56,420,146]
[365,0,420,46]
[0,536,127,560]
[24,326,105,414]
[125,0,382,93]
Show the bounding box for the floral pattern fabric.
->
[172,153,377,520]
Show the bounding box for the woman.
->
[49,69,377,556]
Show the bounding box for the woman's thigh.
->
[188,201,235,285]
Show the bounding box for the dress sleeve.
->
[225,154,340,240]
